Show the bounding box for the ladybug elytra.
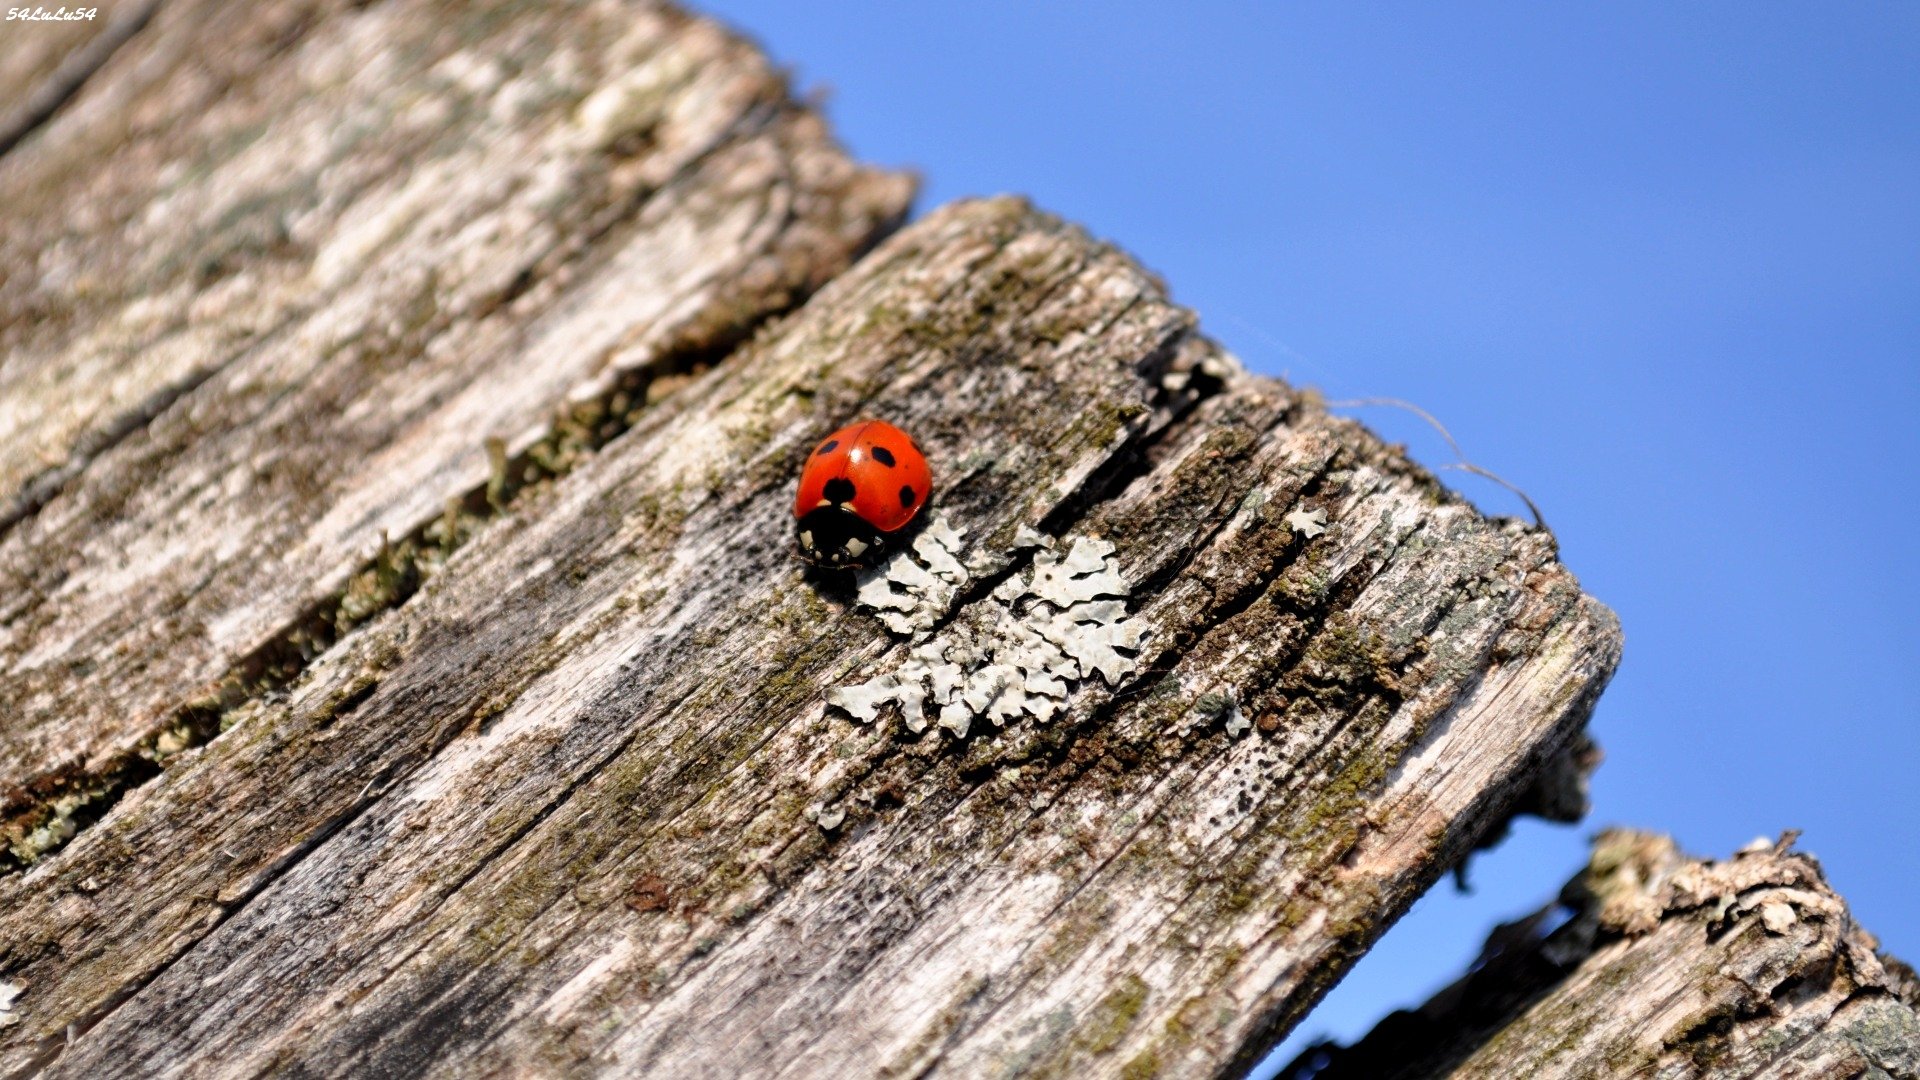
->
[794,419,932,568]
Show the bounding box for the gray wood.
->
[0,4,1635,1078]
[0,185,1620,1076]
[0,0,910,828]
[0,0,158,159]
[1282,831,1920,1079]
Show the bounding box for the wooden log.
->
[0,4,1622,1078]
[1280,830,1920,1079]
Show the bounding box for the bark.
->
[0,3,1627,1078]
[1282,830,1920,1080]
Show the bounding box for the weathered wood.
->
[1282,830,1920,1079]
[0,0,910,836]
[0,1,157,159]
[0,184,1618,1076]
[0,5,1628,1078]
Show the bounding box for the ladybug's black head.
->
[796,504,886,569]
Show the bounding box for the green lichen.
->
[336,535,425,633]
[1074,974,1150,1056]
[1280,719,1396,853]
[1067,400,1150,456]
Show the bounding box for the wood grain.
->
[0,194,1618,1077]
[1282,830,1920,1080]
[0,0,158,159]
[0,0,910,832]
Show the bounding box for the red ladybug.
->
[794,419,932,568]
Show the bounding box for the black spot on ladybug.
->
[870,445,896,467]
[823,477,856,504]
[816,439,839,455]
[900,485,916,508]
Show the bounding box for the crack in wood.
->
[0,351,218,544]
[0,0,160,159]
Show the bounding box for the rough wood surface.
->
[0,5,1628,1078]
[0,2,159,159]
[1283,831,1920,1080]
[0,0,909,827]
[0,190,1619,1076]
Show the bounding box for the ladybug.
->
[794,419,932,568]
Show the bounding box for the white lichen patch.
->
[1011,524,1053,551]
[1223,696,1250,738]
[7,792,89,866]
[825,526,1148,738]
[0,981,20,1028]
[851,519,972,637]
[1284,507,1328,539]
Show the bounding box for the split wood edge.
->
[1282,830,1920,1079]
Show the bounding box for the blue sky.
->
[702,1,1920,1067]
